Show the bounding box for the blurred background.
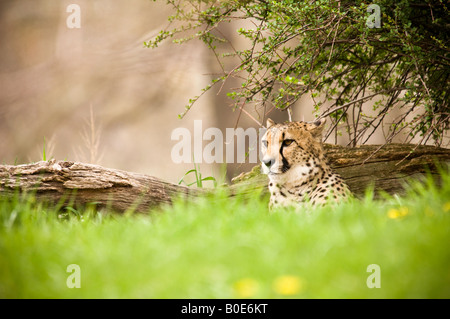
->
[0,1,444,184]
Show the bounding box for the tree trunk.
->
[0,144,449,213]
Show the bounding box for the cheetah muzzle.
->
[261,118,350,209]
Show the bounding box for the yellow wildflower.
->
[387,207,409,219]
[233,278,259,298]
[425,207,434,217]
[273,275,304,296]
[443,202,450,213]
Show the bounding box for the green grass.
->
[0,170,449,298]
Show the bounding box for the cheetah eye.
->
[282,139,294,147]
[262,140,268,148]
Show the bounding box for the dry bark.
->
[0,144,449,213]
[0,160,203,213]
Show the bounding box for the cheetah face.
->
[261,118,326,180]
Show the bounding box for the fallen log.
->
[0,160,204,213]
[231,143,450,197]
[0,144,449,213]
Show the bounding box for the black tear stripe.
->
[280,143,290,173]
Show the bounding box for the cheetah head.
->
[261,118,326,180]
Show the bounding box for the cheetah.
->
[261,118,350,209]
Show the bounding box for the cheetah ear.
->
[307,118,326,139]
[266,118,276,128]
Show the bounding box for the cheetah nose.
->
[263,158,274,168]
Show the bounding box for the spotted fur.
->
[261,118,350,209]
